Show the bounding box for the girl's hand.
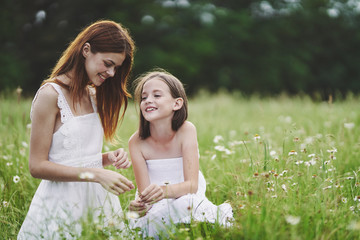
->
[95,169,134,195]
[129,198,152,217]
[139,184,165,204]
[108,148,131,169]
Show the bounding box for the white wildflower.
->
[126,211,140,219]
[295,160,303,165]
[213,135,224,144]
[214,145,226,152]
[323,186,332,190]
[229,141,243,147]
[285,215,300,225]
[13,175,20,183]
[327,148,337,153]
[253,134,261,141]
[342,197,348,203]
[79,172,95,180]
[2,201,9,207]
[281,184,287,192]
[288,150,297,156]
[309,159,316,165]
[344,122,355,130]
[211,154,216,161]
[21,141,28,148]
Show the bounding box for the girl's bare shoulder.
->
[178,121,197,133]
[129,131,142,145]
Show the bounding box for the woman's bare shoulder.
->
[32,84,59,114]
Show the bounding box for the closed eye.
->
[104,61,112,67]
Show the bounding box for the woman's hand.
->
[129,198,152,217]
[108,148,131,169]
[94,168,134,195]
[139,184,165,204]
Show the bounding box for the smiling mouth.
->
[98,74,106,80]
[145,107,157,112]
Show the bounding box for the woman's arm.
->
[102,148,131,169]
[28,85,134,195]
[140,121,199,203]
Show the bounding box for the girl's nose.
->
[145,96,153,103]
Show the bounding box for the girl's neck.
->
[149,122,176,143]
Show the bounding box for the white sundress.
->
[17,83,123,240]
[130,157,234,238]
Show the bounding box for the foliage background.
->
[2,0,360,98]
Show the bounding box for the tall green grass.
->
[1,91,360,239]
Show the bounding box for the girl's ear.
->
[82,42,91,58]
[173,98,184,111]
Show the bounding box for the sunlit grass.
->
[1,90,360,239]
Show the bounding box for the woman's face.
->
[83,44,126,86]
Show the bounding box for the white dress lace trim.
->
[18,83,123,240]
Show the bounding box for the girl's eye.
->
[141,96,147,101]
[154,94,161,98]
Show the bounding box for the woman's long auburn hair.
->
[43,20,135,141]
[133,69,188,139]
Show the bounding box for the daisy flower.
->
[288,150,297,156]
[13,175,20,183]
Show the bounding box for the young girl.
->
[128,69,233,238]
[18,20,136,239]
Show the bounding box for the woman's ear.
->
[82,43,91,58]
[173,98,184,111]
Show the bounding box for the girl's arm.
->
[29,85,134,195]
[128,132,152,193]
[140,121,199,203]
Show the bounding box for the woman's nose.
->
[107,67,115,77]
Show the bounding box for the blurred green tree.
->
[1,0,360,98]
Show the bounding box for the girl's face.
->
[140,78,181,122]
[83,44,126,86]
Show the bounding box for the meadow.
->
[1,91,360,239]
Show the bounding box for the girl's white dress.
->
[130,157,233,238]
[18,83,123,240]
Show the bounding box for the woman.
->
[18,20,136,239]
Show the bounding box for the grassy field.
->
[1,91,360,239]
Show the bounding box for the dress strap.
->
[30,82,74,123]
